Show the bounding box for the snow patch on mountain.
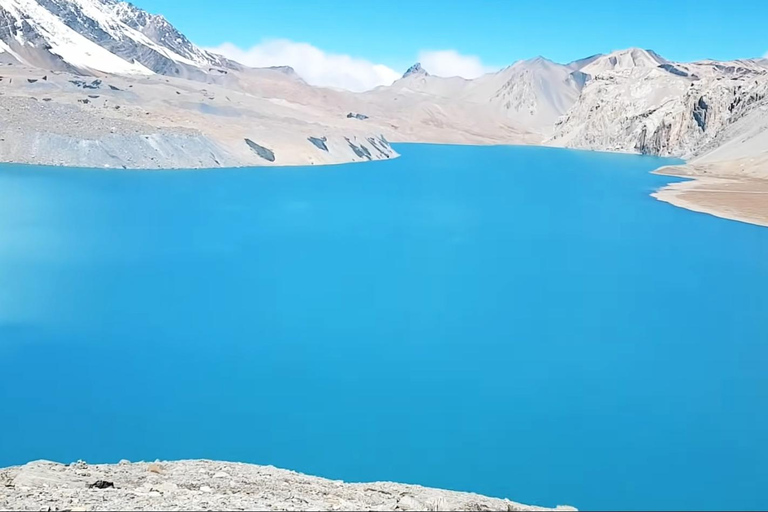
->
[0,0,154,74]
[0,0,231,76]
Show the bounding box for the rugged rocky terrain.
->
[0,460,576,512]
[376,48,768,226]
[0,62,406,168]
[0,0,235,77]
[550,51,768,161]
[376,56,586,137]
[0,1,765,221]
[0,0,537,169]
[547,48,768,226]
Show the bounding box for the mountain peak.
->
[528,56,555,65]
[0,0,231,77]
[566,53,603,71]
[403,63,429,78]
[580,48,667,75]
[508,56,557,69]
[266,65,296,74]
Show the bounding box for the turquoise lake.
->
[1,144,767,510]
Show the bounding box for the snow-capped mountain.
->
[0,0,234,76]
[0,0,765,182]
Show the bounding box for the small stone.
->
[147,463,163,474]
[88,480,114,489]
[396,494,425,511]
[200,485,213,493]
[213,471,229,479]
[157,482,178,493]
[118,459,131,466]
[136,483,153,493]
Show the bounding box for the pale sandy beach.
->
[653,162,768,228]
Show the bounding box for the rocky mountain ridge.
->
[0,0,765,171]
[387,47,768,170]
[0,1,764,225]
[1,0,765,173]
[550,51,768,164]
[382,56,589,136]
[402,62,428,78]
[0,0,234,77]
[578,48,667,75]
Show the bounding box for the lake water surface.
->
[1,144,767,510]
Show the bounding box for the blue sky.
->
[134,0,768,90]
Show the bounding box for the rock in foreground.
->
[0,460,575,511]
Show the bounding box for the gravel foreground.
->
[0,460,576,512]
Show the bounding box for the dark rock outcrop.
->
[244,139,276,162]
[659,64,689,77]
[308,136,328,152]
[70,79,102,90]
[692,96,709,131]
[366,137,391,158]
[345,138,372,160]
[88,480,115,490]
[402,62,429,78]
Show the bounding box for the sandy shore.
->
[0,460,575,512]
[652,169,768,228]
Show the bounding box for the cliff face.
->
[549,58,768,162]
[0,460,576,512]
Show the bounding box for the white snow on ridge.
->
[104,14,201,67]
[108,0,221,67]
[65,0,121,36]
[0,0,154,74]
[0,0,225,75]
[71,0,205,67]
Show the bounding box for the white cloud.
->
[207,40,400,92]
[417,50,498,79]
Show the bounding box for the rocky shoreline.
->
[0,460,575,512]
